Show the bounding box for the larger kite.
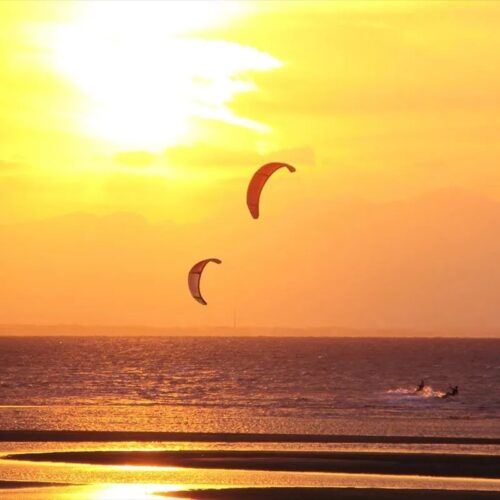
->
[188,258,222,305]
[246,162,296,219]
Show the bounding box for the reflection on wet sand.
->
[75,483,184,500]
[1,442,500,499]
[4,483,500,500]
[1,483,185,500]
[7,449,500,479]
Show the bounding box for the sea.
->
[0,336,499,439]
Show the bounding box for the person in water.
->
[442,385,459,398]
[415,380,425,392]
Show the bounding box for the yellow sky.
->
[1,1,500,332]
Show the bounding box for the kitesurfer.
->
[442,385,459,399]
[415,380,425,392]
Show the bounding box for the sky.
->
[1,1,500,334]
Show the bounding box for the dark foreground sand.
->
[0,484,497,499]
[163,488,500,499]
[7,450,500,479]
[1,430,498,444]
[0,480,66,489]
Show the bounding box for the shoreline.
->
[0,430,498,445]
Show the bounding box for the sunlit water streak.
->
[0,337,498,437]
[1,440,499,456]
[1,457,500,498]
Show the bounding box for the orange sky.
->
[1,1,500,333]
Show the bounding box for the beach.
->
[0,337,498,498]
[0,430,499,498]
[7,448,500,479]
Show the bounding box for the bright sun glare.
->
[89,483,184,500]
[49,1,281,151]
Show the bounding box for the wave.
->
[386,386,446,399]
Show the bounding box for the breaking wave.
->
[387,386,446,399]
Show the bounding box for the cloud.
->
[164,144,315,170]
[0,159,25,171]
[262,147,315,167]
[113,151,156,167]
[226,2,500,123]
[164,144,260,169]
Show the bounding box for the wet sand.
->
[7,449,500,479]
[0,484,498,499]
[0,480,67,489]
[162,488,500,499]
[0,430,498,445]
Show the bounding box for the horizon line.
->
[0,323,499,338]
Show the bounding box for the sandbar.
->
[6,450,500,479]
[0,430,498,445]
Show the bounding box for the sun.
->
[47,1,281,152]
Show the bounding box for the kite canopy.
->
[188,258,222,305]
[246,162,296,219]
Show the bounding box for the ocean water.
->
[0,337,499,437]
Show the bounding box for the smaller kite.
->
[188,258,222,305]
[246,162,296,219]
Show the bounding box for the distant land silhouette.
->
[1,189,500,334]
[0,324,498,337]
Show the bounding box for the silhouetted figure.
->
[442,385,459,399]
[415,380,425,392]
